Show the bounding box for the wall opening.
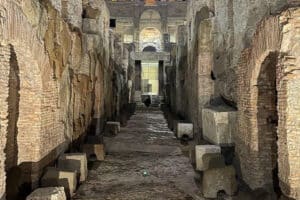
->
[110,19,116,28]
[135,60,142,91]
[139,28,162,52]
[143,46,157,52]
[141,61,159,95]
[256,52,280,196]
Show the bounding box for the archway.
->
[256,52,280,195]
[139,27,162,52]
[143,46,157,52]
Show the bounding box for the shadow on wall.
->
[5,141,69,200]
[5,45,21,200]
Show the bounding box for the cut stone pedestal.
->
[41,168,77,198]
[176,123,193,139]
[57,153,88,182]
[105,121,121,135]
[202,165,238,198]
[195,145,221,171]
[173,120,185,133]
[26,187,66,200]
[202,153,225,169]
[82,144,105,161]
[202,107,237,146]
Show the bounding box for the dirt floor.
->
[72,107,279,200]
[73,108,203,200]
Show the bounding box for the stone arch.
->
[139,27,162,52]
[143,45,157,52]
[236,8,300,199]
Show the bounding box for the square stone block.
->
[41,168,77,198]
[202,107,237,146]
[195,145,221,171]
[202,165,238,198]
[173,119,184,133]
[202,153,225,170]
[57,153,88,182]
[105,121,121,135]
[26,187,66,200]
[176,123,193,139]
[106,121,121,131]
[82,144,105,161]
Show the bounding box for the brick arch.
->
[237,8,300,199]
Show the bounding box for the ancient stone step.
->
[176,123,193,139]
[26,187,66,200]
[202,107,237,146]
[195,145,222,171]
[82,143,105,161]
[57,153,88,182]
[105,121,121,136]
[41,167,77,198]
[202,165,238,198]
[202,153,225,170]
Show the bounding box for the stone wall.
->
[167,0,300,198]
[237,8,300,199]
[170,0,299,138]
[0,0,130,199]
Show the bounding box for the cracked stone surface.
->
[73,108,202,200]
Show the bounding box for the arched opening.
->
[143,46,157,52]
[256,52,280,196]
[139,27,162,52]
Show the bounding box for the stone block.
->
[202,153,225,170]
[82,144,105,161]
[195,145,221,171]
[202,166,238,198]
[82,19,100,34]
[173,119,183,133]
[41,167,77,198]
[26,187,66,200]
[176,123,193,139]
[57,153,88,182]
[202,107,237,146]
[105,121,121,136]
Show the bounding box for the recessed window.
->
[110,19,116,28]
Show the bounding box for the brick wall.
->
[0,0,129,198]
[236,8,300,199]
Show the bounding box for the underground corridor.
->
[0,0,300,200]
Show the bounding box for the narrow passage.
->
[74,108,201,200]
